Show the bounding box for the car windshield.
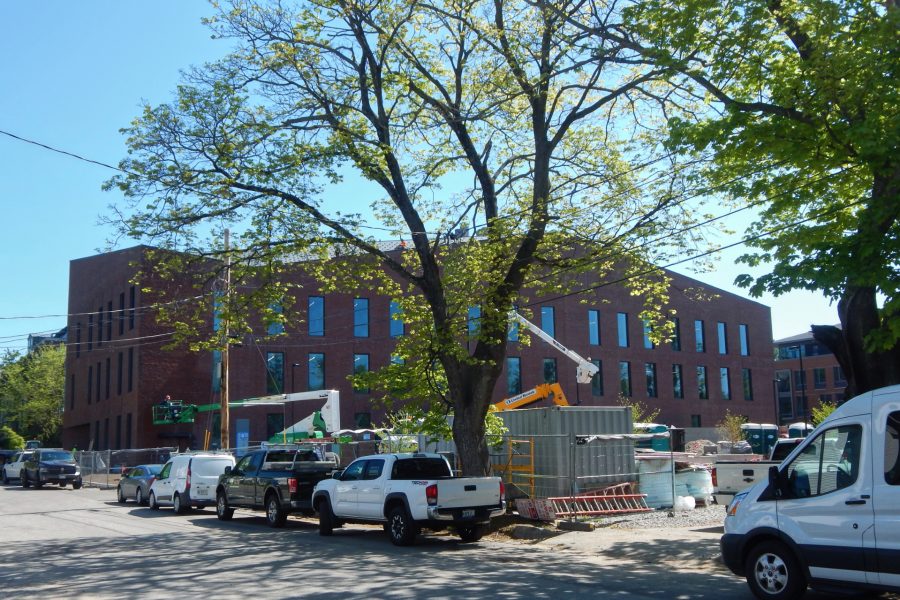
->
[41,451,74,461]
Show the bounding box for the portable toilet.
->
[741,423,764,454]
[788,422,814,438]
[760,423,779,456]
[634,423,670,451]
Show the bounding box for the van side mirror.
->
[223,466,232,475]
[768,465,784,498]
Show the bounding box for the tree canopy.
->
[619,0,900,395]
[108,0,711,474]
[0,345,66,446]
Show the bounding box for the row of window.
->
[299,297,405,338]
[89,413,133,451]
[506,357,755,402]
[264,351,375,394]
[775,366,847,394]
[71,348,136,410]
[74,286,137,357]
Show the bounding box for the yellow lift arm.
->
[492,382,570,412]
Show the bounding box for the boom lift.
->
[492,382,570,412]
[508,310,599,383]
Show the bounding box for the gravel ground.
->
[590,503,726,530]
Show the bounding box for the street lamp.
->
[790,345,807,420]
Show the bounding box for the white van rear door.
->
[776,417,874,585]
[872,402,900,588]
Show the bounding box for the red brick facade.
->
[62,246,776,449]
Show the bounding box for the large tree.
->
[107,0,702,475]
[0,346,66,446]
[615,0,900,397]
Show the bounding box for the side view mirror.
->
[332,469,344,479]
[223,466,232,475]
[768,465,784,497]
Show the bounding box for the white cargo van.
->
[149,453,236,514]
[721,384,900,599]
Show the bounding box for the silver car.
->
[117,464,163,505]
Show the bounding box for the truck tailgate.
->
[436,477,501,508]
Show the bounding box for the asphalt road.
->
[0,483,857,599]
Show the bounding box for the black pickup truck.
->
[215,446,336,527]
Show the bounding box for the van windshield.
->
[192,458,234,477]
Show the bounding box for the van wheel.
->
[387,506,418,546]
[173,492,186,514]
[2,470,8,484]
[266,493,287,528]
[149,491,159,511]
[216,491,234,521]
[745,540,807,600]
[318,501,335,536]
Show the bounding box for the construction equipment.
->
[492,382,570,412]
[152,400,220,425]
[509,310,599,383]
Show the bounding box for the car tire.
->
[135,487,144,506]
[318,500,335,536]
[266,493,287,528]
[387,506,417,547]
[149,491,159,511]
[457,525,484,543]
[117,485,127,503]
[22,472,30,488]
[33,476,43,489]
[216,490,234,521]
[745,540,807,600]
[72,480,83,490]
[173,492,186,514]
[2,470,8,485]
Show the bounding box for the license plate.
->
[194,485,208,496]
[462,509,474,518]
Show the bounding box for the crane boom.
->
[509,311,599,383]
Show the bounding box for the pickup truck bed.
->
[713,438,803,505]
[216,447,335,527]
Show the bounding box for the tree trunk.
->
[812,285,900,399]
[444,358,503,477]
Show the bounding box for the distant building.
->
[62,245,777,450]
[28,327,67,353]
[773,329,847,425]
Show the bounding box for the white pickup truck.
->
[312,452,505,546]
[712,437,804,505]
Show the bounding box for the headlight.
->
[727,492,748,517]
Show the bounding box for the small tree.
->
[717,410,748,443]
[811,400,838,427]
[617,394,661,431]
[0,425,25,450]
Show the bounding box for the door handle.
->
[845,499,867,505]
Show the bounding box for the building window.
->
[697,366,708,399]
[70,374,76,410]
[541,306,555,338]
[76,323,82,358]
[694,320,705,352]
[127,348,134,392]
[105,357,111,400]
[619,361,632,397]
[643,321,655,349]
[267,302,284,335]
[507,357,522,395]
[813,368,827,389]
[743,368,754,401]
[308,353,325,390]
[691,415,702,427]
[591,359,603,397]
[671,317,681,351]
[88,314,94,351]
[308,296,324,336]
[119,292,125,336]
[588,309,600,346]
[98,306,104,346]
[96,362,101,402]
[672,364,684,399]
[720,367,731,401]
[266,352,284,394]
[116,415,122,450]
[389,301,404,337]
[117,352,123,395]
[129,285,136,329]
[355,412,372,428]
[353,354,370,393]
[833,365,847,386]
[354,298,369,337]
[645,363,658,398]
[794,369,807,393]
[267,413,285,441]
[739,324,749,356]
[126,413,132,449]
[508,318,519,342]
[543,358,558,384]
[87,365,93,404]
[468,305,481,337]
[617,313,629,348]
[107,300,113,340]
[717,322,728,354]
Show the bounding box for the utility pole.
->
[220,229,231,449]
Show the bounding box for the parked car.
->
[721,384,900,599]
[2,451,33,484]
[149,453,236,513]
[22,448,83,489]
[117,464,163,505]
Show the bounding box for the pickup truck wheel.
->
[72,480,83,490]
[388,506,417,546]
[22,472,30,488]
[318,501,335,536]
[149,491,159,511]
[745,540,807,600]
[117,485,127,503]
[266,493,287,528]
[216,491,234,521]
[2,470,8,484]
[457,525,484,543]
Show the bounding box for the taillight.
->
[289,478,298,494]
[426,483,438,506]
[185,463,192,491]
[711,467,718,488]
[499,480,505,501]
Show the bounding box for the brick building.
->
[773,330,847,425]
[62,245,776,450]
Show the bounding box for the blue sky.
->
[0,1,838,354]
